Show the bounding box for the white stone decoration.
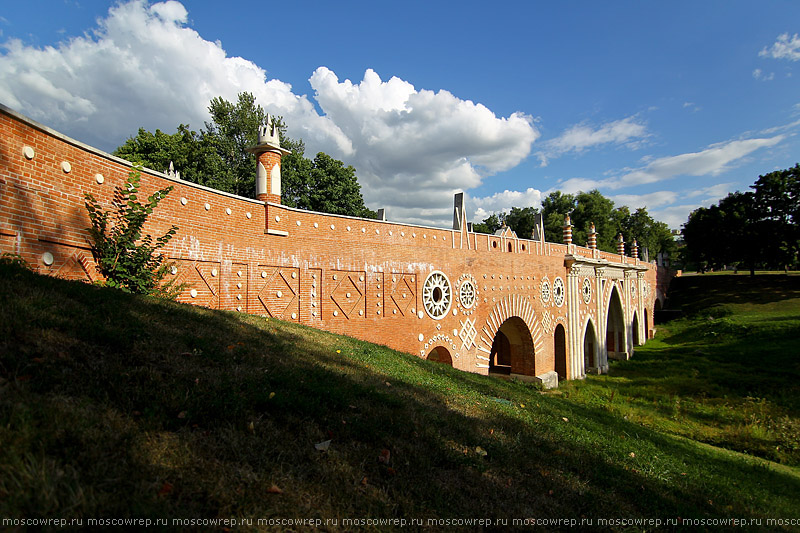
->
[631,284,637,298]
[296,220,301,226]
[276,291,283,298]
[237,306,242,312]
[419,333,425,341]
[459,278,477,309]
[458,317,477,350]
[261,271,267,278]
[333,310,338,317]
[211,268,217,277]
[291,312,297,320]
[330,224,335,230]
[171,266,178,275]
[180,197,188,205]
[226,208,232,215]
[540,279,551,303]
[247,212,252,219]
[42,252,54,266]
[237,271,242,277]
[418,310,424,319]
[376,229,380,234]
[553,277,565,307]
[95,173,105,184]
[61,161,71,173]
[23,146,35,159]
[422,270,452,320]
[359,310,364,316]
[236,294,242,300]
[204,203,211,211]
[453,329,459,336]
[292,272,297,279]
[275,216,281,222]
[190,289,198,298]
[582,278,592,304]
[314,222,319,228]
[346,226,351,231]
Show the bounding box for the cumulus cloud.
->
[608,191,678,210]
[0,0,538,227]
[468,188,543,223]
[536,115,649,166]
[760,32,800,61]
[308,67,538,224]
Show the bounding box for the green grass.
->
[1,263,799,531]
[560,274,800,468]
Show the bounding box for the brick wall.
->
[0,105,670,382]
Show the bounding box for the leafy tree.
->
[84,166,181,296]
[541,191,576,243]
[114,93,375,218]
[473,213,503,234]
[571,190,615,251]
[504,206,539,239]
[614,206,676,260]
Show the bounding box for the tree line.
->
[473,190,677,259]
[682,164,799,275]
[113,93,376,219]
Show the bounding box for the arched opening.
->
[507,242,513,252]
[632,311,640,346]
[427,346,453,366]
[654,298,663,312]
[645,308,650,339]
[606,286,626,360]
[489,317,535,377]
[583,319,598,372]
[554,324,567,379]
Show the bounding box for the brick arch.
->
[478,295,543,376]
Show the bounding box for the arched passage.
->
[606,286,626,360]
[427,346,453,366]
[584,319,598,373]
[632,311,640,346]
[489,317,535,376]
[645,308,650,339]
[554,324,567,379]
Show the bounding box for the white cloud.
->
[537,115,648,166]
[0,0,538,227]
[611,136,784,188]
[608,191,678,210]
[760,32,800,61]
[753,68,775,81]
[468,188,543,222]
[308,67,538,224]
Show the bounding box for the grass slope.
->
[1,264,799,530]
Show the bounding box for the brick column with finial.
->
[563,215,573,245]
[617,233,625,255]
[588,222,597,250]
[245,114,291,204]
[632,239,639,260]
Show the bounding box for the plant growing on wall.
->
[84,166,181,296]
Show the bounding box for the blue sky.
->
[1,1,798,230]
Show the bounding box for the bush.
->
[84,166,181,297]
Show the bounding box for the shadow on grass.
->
[2,264,799,526]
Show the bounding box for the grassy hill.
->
[1,262,799,530]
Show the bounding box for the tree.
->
[473,213,503,234]
[505,206,539,239]
[541,191,576,243]
[84,166,181,296]
[571,190,615,251]
[114,93,375,219]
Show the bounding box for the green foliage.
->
[114,94,375,219]
[0,252,31,270]
[475,189,674,258]
[472,213,503,234]
[84,166,181,296]
[683,165,800,274]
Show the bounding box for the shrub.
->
[84,166,182,297]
